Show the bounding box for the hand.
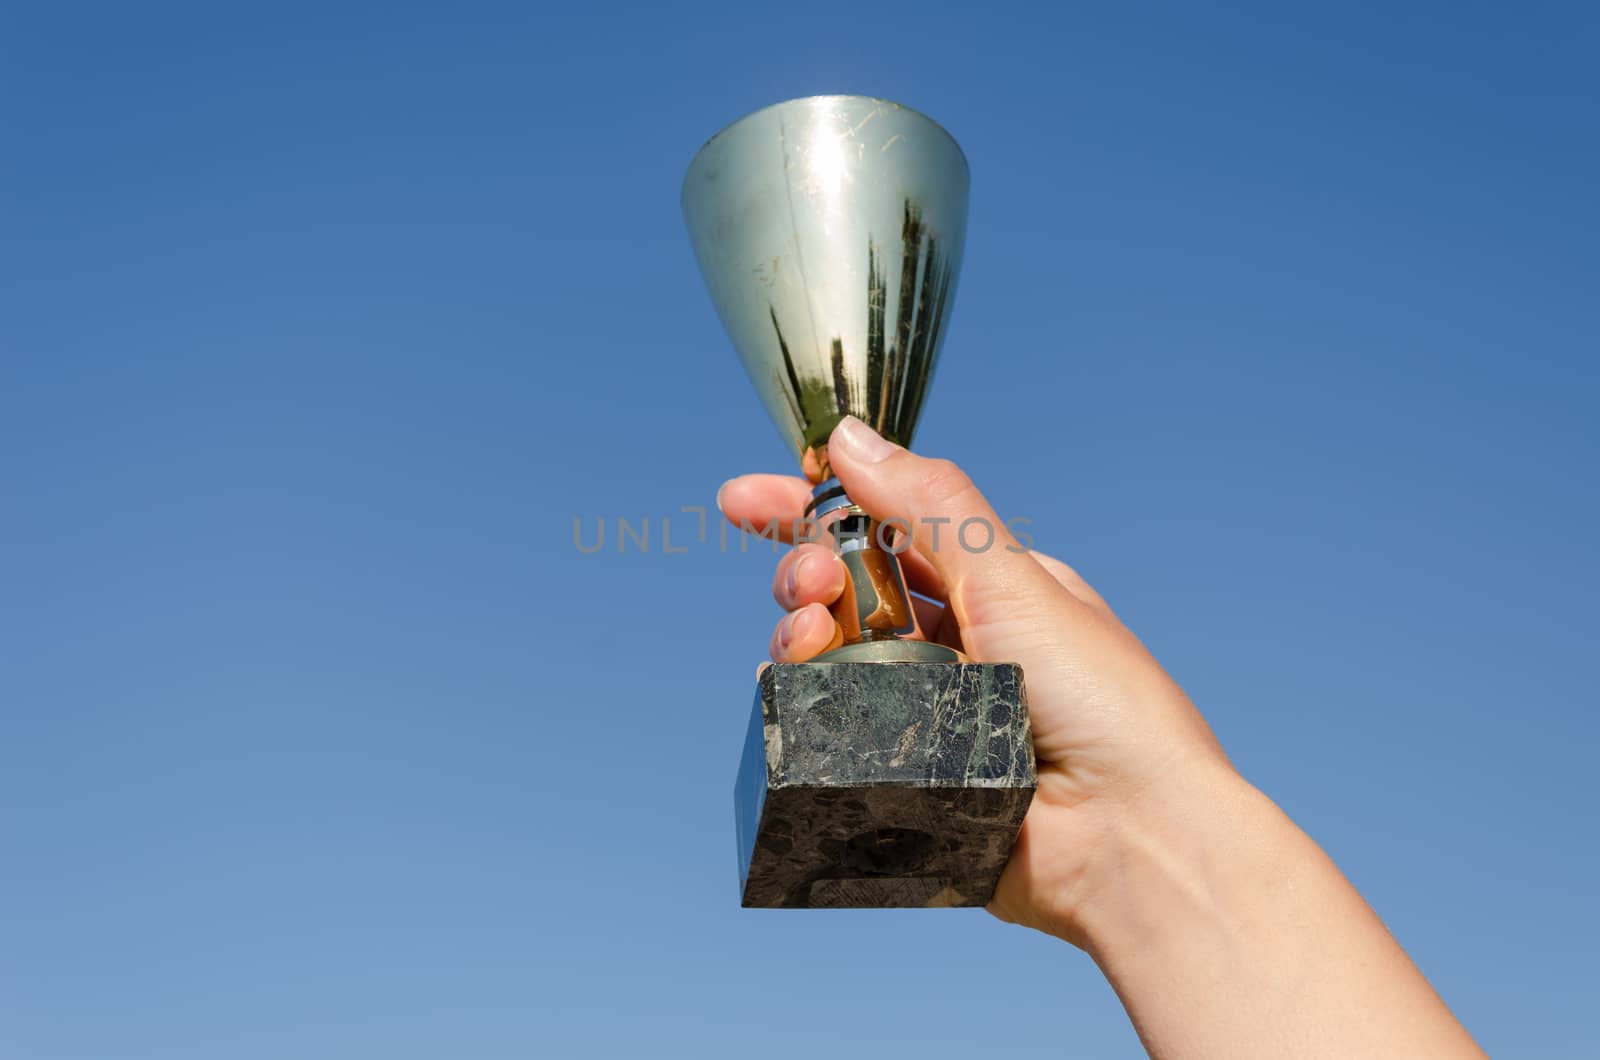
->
[719,416,1485,1059]
[717,415,1229,942]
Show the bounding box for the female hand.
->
[717,414,1227,942]
[718,415,1485,1060]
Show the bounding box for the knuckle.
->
[918,457,976,508]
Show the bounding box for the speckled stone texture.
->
[734,662,1036,909]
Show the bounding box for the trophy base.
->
[735,660,1036,908]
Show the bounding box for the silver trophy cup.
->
[684,97,1036,908]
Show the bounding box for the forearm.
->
[1071,761,1485,1060]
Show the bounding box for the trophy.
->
[683,96,1036,908]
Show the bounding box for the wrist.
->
[1019,752,1280,953]
[991,749,1258,947]
[1069,757,1281,962]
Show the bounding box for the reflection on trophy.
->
[683,96,1036,908]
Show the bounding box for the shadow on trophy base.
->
[735,661,1036,909]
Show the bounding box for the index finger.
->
[715,473,812,542]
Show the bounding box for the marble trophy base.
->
[735,661,1036,908]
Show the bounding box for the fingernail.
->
[832,415,898,464]
[777,612,796,650]
[715,480,730,514]
[787,554,807,599]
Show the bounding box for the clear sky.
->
[3,2,1596,1057]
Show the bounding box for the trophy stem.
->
[805,478,963,664]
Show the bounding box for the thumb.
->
[827,416,1070,637]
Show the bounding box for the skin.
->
[717,415,1486,1060]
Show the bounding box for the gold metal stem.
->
[827,511,916,644]
[804,479,963,663]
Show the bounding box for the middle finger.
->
[772,542,848,610]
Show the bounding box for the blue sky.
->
[3,2,1596,1057]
